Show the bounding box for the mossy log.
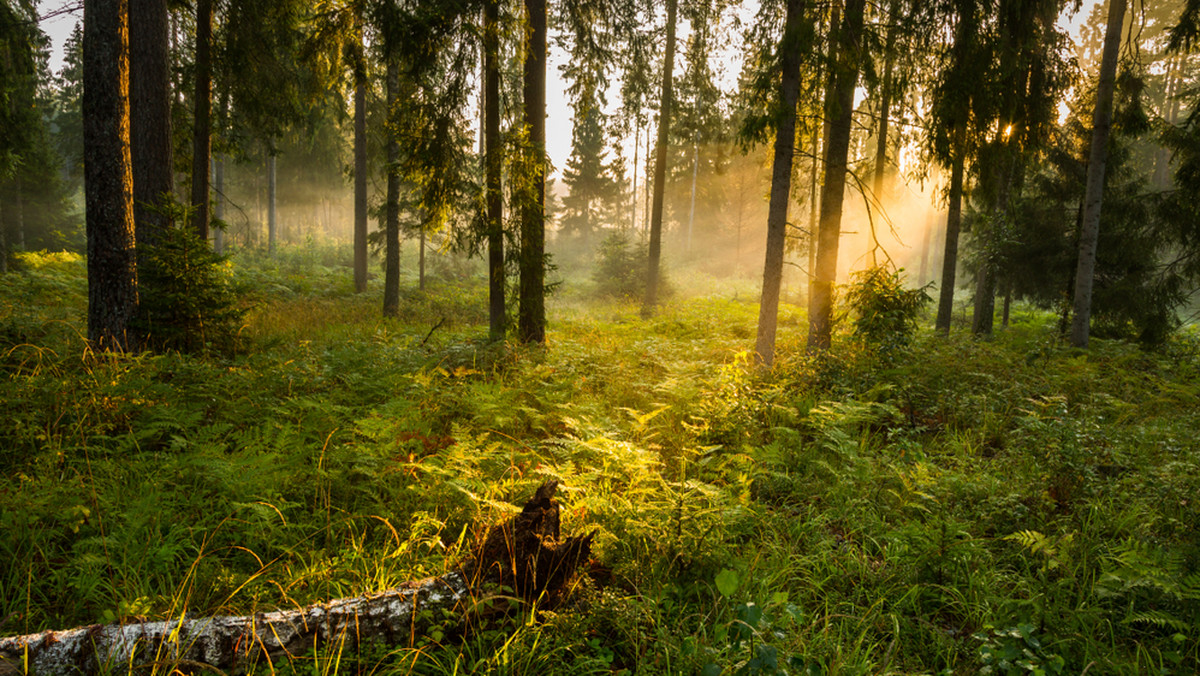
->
[0,481,591,675]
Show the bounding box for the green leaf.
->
[716,568,740,597]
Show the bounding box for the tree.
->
[383,54,402,317]
[1070,0,1127,348]
[753,0,807,368]
[519,0,547,343]
[83,0,139,350]
[807,0,865,352]
[483,0,505,340]
[928,0,985,333]
[129,0,173,255]
[641,0,678,318]
[354,8,368,293]
[190,0,214,241]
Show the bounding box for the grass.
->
[1,242,1199,674]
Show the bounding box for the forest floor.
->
[2,245,1200,675]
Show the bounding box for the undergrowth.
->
[1,245,1198,674]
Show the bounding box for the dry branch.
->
[0,481,592,675]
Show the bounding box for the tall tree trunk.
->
[754,0,805,368]
[354,73,368,292]
[641,0,678,317]
[643,127,651,233]
[630,125,639,230]
[129,0,172,257]
[484,0,505,341]
[1152,55,1180,190]
[384,57,402,318]
[918,209,932,287]
[518,0,547,343]
[190,0,212,241]
[84,0,139,351]
[809,0,839,305]
[13,176,24,249]
[872,1,898,202]
[935,134,965,333]
[213,156,224,254]
[686,134,698,252]
[268,153,277,255]
[806,0,864,352]
[1070,0,1126,348]
[419,227,426,291]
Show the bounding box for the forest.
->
[1,0,1200,673]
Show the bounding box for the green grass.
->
[2,244,1199,674]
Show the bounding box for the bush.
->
[843,266,930,355]
[591,231,667,301]
[133,226,247,354]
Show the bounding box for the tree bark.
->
[129,0,172,255]
[518,0,547,342]
[1070,0,1126,348]
[806,0,864,352]
[872,0,899,202]
[354,72,368,292]
[189,0,212,241]
[213,156,225,253]
[384,56,402,318]
[268,153,278,255]
[640,0,678,318]
[84,0,139,351]
[935,135,965,333]
[0,482,591,676]
[754,0,806,368]
[484,0,505,341]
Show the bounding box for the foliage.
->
[133,225,247,354]
[843,266,930,354]
[589,230,669,301]
[3,246,1200,675]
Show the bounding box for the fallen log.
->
[0,480,592,675]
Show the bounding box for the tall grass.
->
[1,245,1198,674]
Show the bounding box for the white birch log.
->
[0,573,469,675]
[0,481,592,675]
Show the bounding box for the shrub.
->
[843,266,930,355]
[133,226,247,354]
[591,231,668,301]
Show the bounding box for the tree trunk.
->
[686,135,698,252]
[754,0,805,368]
[630,125,639,230]
[918,209,932,287]
[484,0,505,341]
[129,0,172,256]
[0,483,591,676]
[84,0,139,351]
[213,156,224,254]
[13,176,24,250]
[518,0,547,343]
[354,72,368,292]
[384,57,402,318]
[189,0,212,241]
[872,1,898,202]
[1070,0,1126,348]
[419,227,426,291]
[935,136,965,333]
[268,154,277,256]
[806,0,864,352]
[641,0,678,317]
